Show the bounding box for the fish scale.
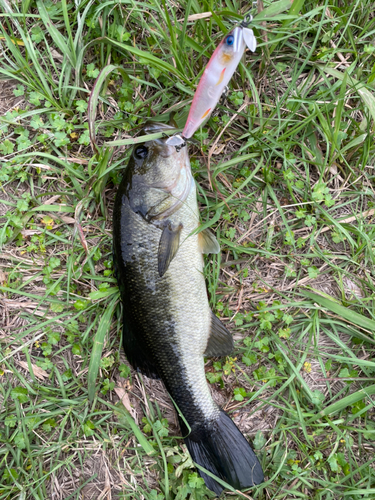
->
[113,123,264,494]
[115,176,220,429]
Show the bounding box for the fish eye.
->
[225,35,234,46]
[134,145,148,160]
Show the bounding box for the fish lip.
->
[149,141,176,158]
[142,121,184,156]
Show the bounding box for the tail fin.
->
[183,410,264,495]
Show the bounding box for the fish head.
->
[124,122,193,221]
[133,122,190,186]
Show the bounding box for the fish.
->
[181,21,257,140]
[112,122,264,495]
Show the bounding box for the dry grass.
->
[1,1,375,499]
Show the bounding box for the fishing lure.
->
[182,15,257,139]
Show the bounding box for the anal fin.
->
[204,311,234,357]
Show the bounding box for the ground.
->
[0,1,375,499]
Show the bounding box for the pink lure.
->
[182,26,257,139]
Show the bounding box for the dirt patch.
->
[0,79,20,116]
[51,452,124,500]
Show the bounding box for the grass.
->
[0,0,375,498]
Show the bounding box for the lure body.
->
[182,26,256,139]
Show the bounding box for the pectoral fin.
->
[158,222,183,277]
[198,228,220,254]
[204,311,234,357]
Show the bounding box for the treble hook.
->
[174,141,186,152]
[165,134,187,152]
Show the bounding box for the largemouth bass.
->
[113,122,264,494]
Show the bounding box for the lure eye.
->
[225,35,234,46]
[134,145,148,160]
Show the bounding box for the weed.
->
[1,0,375,499]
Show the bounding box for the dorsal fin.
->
[122,316,159,379]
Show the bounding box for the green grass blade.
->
[61,0,76,65]
[36,0,74,66]
[307,384,375,423]
[268,0,306,54]
[254,0,293,21]
[88,64,131,152]
[87,296,118,401]
[105,129,178,147]
[332,70,348,155]
[323,66,375,124]
[30,204,75,213]
[114,403,156,456]
[303,290,375,335]
[101,36,189,84]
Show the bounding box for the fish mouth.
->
[142,121,183,157]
